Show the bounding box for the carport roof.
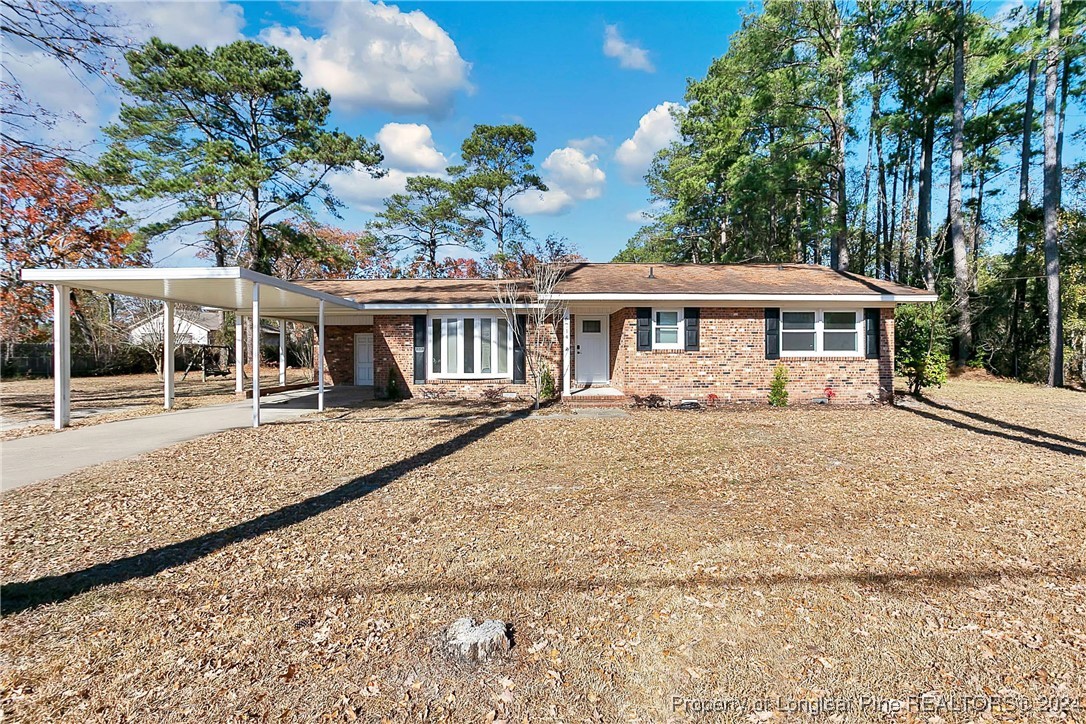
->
[20,266,363,321]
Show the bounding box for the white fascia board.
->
[235,268,365,309]
[22,266,244,282]
[21,266,365,311]
[544,293,938,304]
[355,302,545,311]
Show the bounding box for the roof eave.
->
[544,293,938,303]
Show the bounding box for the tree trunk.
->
[1010,0,1045,379]
[949,0,971,364]
[973,164,986,292]
[888,142,900,280]
[875,88,890,280]
[860,120,874,275]
[899,139,916,285]
[830,0,849,271]
[248,187,266,274]
[916,114,936,291]
[212,193,226,267]
[1042,0,1063,387]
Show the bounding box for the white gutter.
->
[349,302,545,311]
[544,293,938,303]
[21,266,366,310]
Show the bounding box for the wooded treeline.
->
[617,0,1085,386]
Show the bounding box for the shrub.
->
[905,348,950,394]
[385,369,400,400]
[896,302,951,395]
[539,365,557,401]
[768,364,789,406]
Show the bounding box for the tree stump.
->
[444,618,511,663]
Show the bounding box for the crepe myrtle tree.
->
[494,257,565,409]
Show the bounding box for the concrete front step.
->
[564,393,630,408]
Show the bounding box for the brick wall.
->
[326,307,894,404]
[324,314,563,401]
[607,307,894,404]
[323,324,372,387]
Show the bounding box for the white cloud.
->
[330,166,411,213]
[375,123,448,172]
[331,122,454,211]
[514,147,606,216]
[261,1,472,116]
[119,2,245,48]
[615,102,681,182]
[625,201,667,223]
[568,135,607,152]
[543,147,605,201]
[1,48,104,150]
[603,25,655,73]
[514,188,574,216]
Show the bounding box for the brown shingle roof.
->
[298,278,522,305]
[553,263,929,296]
[296,264,931,305]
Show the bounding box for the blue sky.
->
[256,1,750,263]
[9,1,1078,265]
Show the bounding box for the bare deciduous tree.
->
[1,0,127,156]
[495,262,564,409]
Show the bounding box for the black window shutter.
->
[764,308,780,360]
[864,308,880,359]
[684,307,700,351]
[412,315,426,383]
[513,314,527,383]
[636,307,651,351]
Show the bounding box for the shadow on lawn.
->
[899,396,1086,457]
[123,563,1086,603]
[1,412,526,617]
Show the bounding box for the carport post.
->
[234,313,243,394]
[252,283,261,428]
[163,301,175,409]
[317,299,325,412]
[278,322,287,386]
[52,284,70,429]
[562,306,571,396]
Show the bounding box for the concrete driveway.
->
[1,389,344,492]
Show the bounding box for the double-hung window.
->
[780,310,860,356]
[652,309,683,350]
[429,315,512,378]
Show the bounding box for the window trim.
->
[651,308,684,350]
[779,309,863,357]
[427,314,514,380]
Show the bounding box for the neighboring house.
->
[300,263,934,404]
[127,310,280,348]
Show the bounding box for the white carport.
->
[21,266,365,429]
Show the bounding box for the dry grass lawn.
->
[1,378,1084,722]
[0,369,311,440]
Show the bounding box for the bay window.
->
[429,315,512,378]
[781,309,861,355]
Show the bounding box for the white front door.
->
[354,333,374,386]
[575,316,608,385]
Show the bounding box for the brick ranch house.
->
[299,263,935,405]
